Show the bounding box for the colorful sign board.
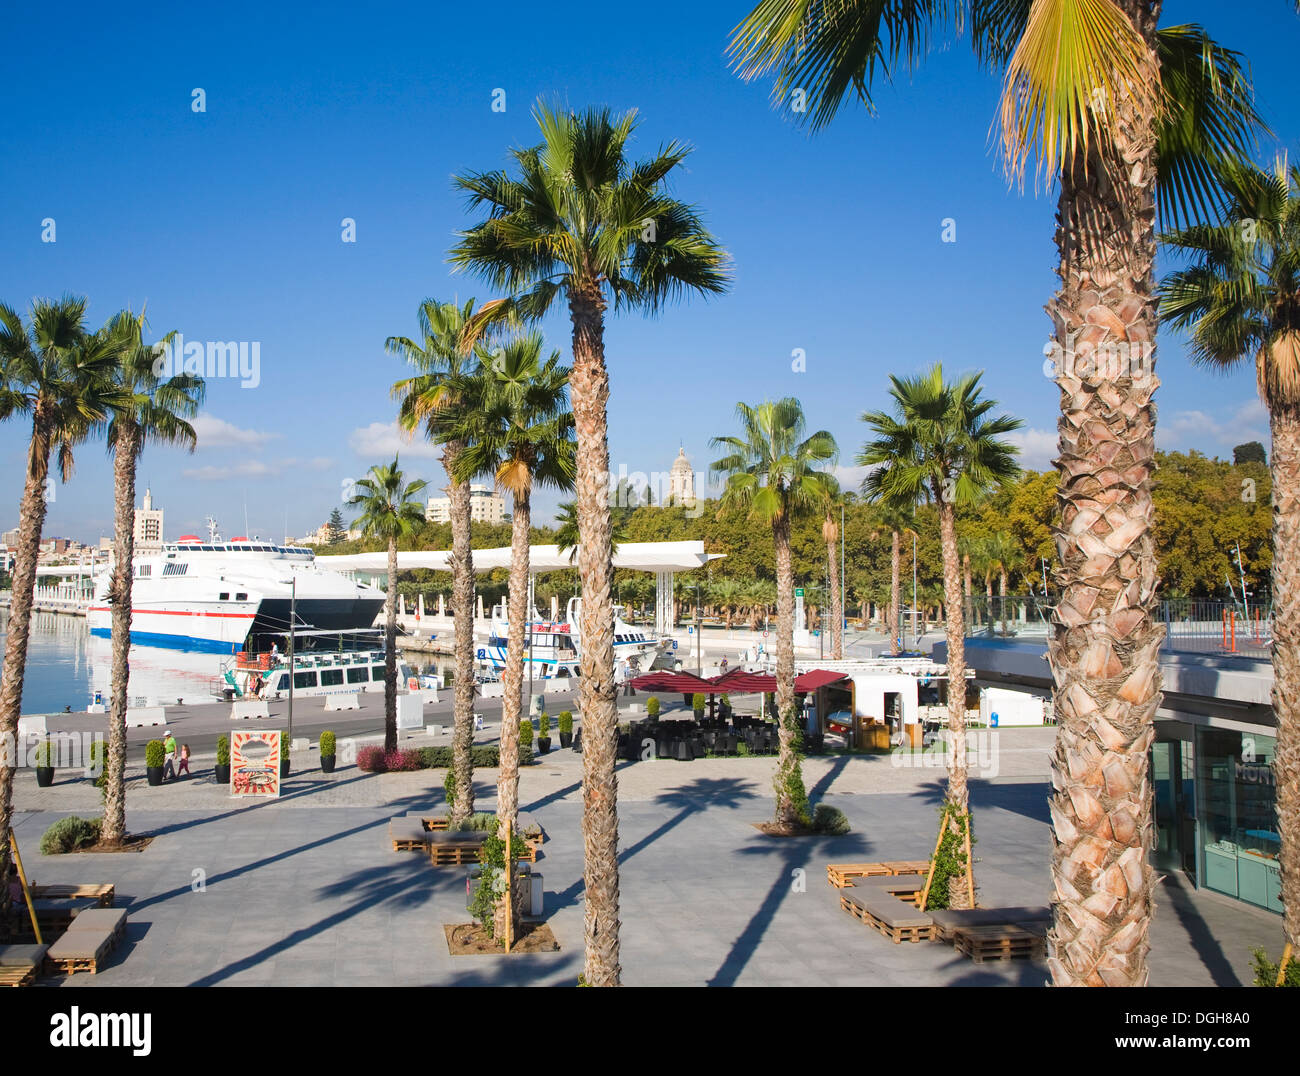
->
[230,730,282,797]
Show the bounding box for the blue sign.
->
[687,626,694,634]
[476,648,486,660]
[670,640,678,650]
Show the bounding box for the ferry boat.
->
[475,596,669,678]
[217,634,419,701]
[87,520,386,653]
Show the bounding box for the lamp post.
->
[911,531,918,653]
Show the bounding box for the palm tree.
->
[820,475,845,659]
[449,331,575,933]
[859,365,1021,905]
[710,578,744,630]
[347,459,428,752]
[450,103,729,987]
[871,503,915,655]
[101,311,204,847]
[731,0,1262,989]
[711,398,837,829]
[554,499,630,564]
[984,530,1019,631]
[1159,156,1300,962]
[390,299,481,819]
[0,297,122,906]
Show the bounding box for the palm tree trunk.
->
[446,444,476,821]
[568,288,621,987]
[384,538,398,753]
[827,534,843,660]
[103,424,142,845]
[495,483,530,940]
[0,416,52,920]
[889,530,901,655]
[1269,402,1300,958]
[772,512,804,829]
[938,500,974,908]
[1045,9,1162,985]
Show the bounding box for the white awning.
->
[317,540,723,576]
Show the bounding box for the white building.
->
[133,488,164,549]
[667,447,695,507]
[426,484,506,525]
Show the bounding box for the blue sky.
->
[2,1,1297,545]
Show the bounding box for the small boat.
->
[216,629,418,700]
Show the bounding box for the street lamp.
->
[911,531,918,653]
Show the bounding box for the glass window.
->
[320,669,344,686]
[275,674,289,690]
[293,670,318,690]
[346,666,369,684]
[236,593,248,601]
[371,666,386,681]
[1198,727,1280,912]
[219,592,229,601]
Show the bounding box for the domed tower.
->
[669,447,695,506]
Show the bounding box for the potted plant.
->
[214,735,231,784]
[646,696,660,720]
[557,710,573,749]
[692,693,706,720]
[536,712,551,754]
[280,737,291,779]
[520,718,534,756]
[145,739,165,786]
[319,730,336,773]
[34,739,54,787]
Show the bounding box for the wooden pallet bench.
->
[880,860,932,877]
[952,923,1045,964]
[390,820,430,852]
[45,931,115,976]
[840,890,935,943]
[427,836,539,866]
[0,946,48,988]
[413,814,544,848]
[928,906,1052,942]
[33,898,98,934]
[67,908,129,947]
[30,883,115,907]
[826,860,932,889]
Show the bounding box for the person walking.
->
[176,744,192,779]
[162,730,178,781]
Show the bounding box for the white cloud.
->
[830,463,874,492]
[182,456,336,481]
[191,413,281,448]
[1007,428,1057,472]
[348,421,444,461]
[1159,399,1267,454]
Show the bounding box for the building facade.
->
[133,488,164,549]
[667,447,695,507]
[426,484,506,525]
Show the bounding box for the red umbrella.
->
[629,671,720,693]
[710,668,776,693]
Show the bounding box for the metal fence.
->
[963,595,1273,660]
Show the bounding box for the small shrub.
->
[357,745,387,772]
[40,816,102,855]
[215,735,230,765]
[558,711,573,735]
[87,740,107,793]
[1253,948,1300,987]
[145,740,165,768]
[520,719,534,750]
[382,749,423,772]
[812,804,851,836]
[537,712,550,737]
[448,812,497,833]
[646,696,660,719]
[319,730,336,757]
[419,744,526,768]
[443,768,456,806]
[691,693,705,714]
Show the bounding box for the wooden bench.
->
[851,874,929,907]
[426,830,540,866]
[0,945,49,988]
[45,931,115,976]
[826,860,932,888]
[30,883,115,907]
[928,906,1052,942]
[66,908,129,946]
[389,820,430,852]
[411,814,544,848]
[33,898,98,934]
[951,923,1046,964]
[840,890,935,943]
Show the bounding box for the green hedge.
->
[40,816,102,855]
[418,745,534,769]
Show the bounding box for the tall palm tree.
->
[101,311,204,846]
[450,103,729,986]
[390,299,481,819]
[984,530,1020,630]
[347,459,428,752]
[859,366,1022,904]
[0,298,122,909]
[449,331,575,934]
[1159,156,1300,962]
[712,398,837,829]
[820,475,845,659]
[710,577,744,630]
[731,0,1263,988]
[555,498,630,564]
[871,503,915,655]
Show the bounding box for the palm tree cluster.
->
[0,298,203,919]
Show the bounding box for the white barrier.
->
[127,706,167,727]
[325,693,361,712]
[396,694,423,730]
[479,681,503,698]
[17,716,48,741]
[230,700,269,721]
[424,723,442,736]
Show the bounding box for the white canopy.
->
[316,540,723,576]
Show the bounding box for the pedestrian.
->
[162,729,178,781]
[719,656,729,675]
[176,744,191,779]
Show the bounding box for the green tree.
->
[451,103,729,987]
[859,365,1021,904]
[1159,157,1300,958]
[326,507,346,545]
[711,398,837,828]
[0,297,122,908]
[347,459,428,752]
[1234,441,1268,466]
[390,298,482,819]
[102,311,204,846]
